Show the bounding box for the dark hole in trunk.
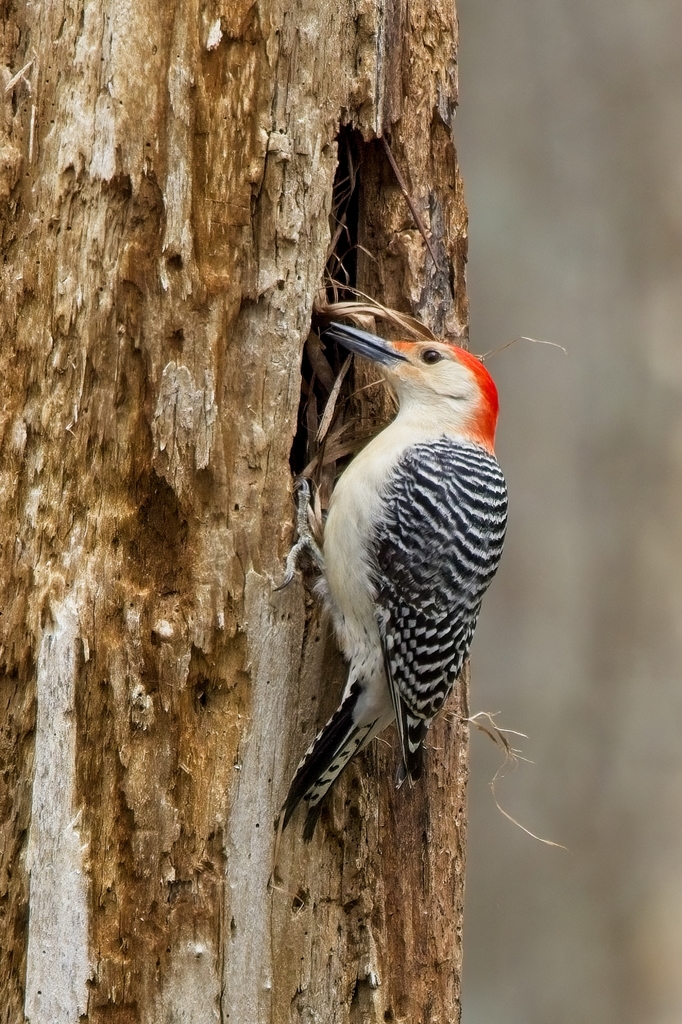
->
[289,126,365,483]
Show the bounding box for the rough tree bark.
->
[0,2,469,1022]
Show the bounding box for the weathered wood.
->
[0,1,468,1021]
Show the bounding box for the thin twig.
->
[490,772,569,851]
[348,377,387,399]
[463,710,569,850]
[317,354,352,442]
[480,336,568,361]
[381,135,441,270]
[300,427,375,479]
[325,138,357,266]
[315,288,436,340]
[28,104,36,164]
[305,332,336,392]
[5,60,33,94]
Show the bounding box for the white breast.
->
[322,408,440,659]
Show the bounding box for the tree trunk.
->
[0,2,469,1021]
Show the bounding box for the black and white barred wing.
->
[373,439,508,781]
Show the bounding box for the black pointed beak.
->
[323,322,408,366]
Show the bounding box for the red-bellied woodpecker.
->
[281,322,507,839]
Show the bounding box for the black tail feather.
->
[281,681,363,836]
[403,713,428,782]
[302,801,325,843]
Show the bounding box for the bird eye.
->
[421,349,443,364]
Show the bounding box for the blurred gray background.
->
[455,2,682,1022]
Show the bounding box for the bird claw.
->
[274,479,324,591]
[274,535,322,591]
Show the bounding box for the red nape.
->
[450,346,499,451]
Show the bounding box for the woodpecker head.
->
[324,321,499,452]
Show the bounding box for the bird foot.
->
[274,479,325,591]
